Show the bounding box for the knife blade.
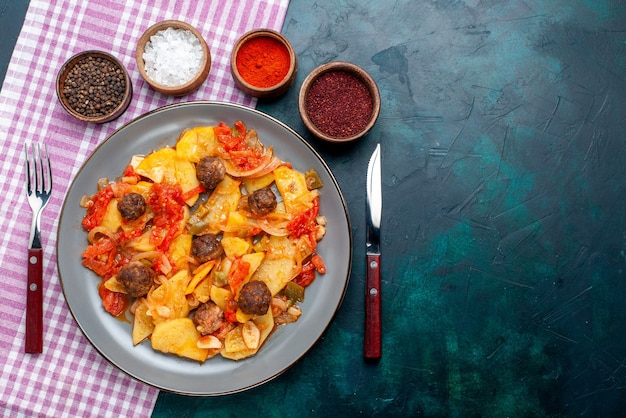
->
[365,143,382,359]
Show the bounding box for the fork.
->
[24,143,52,353]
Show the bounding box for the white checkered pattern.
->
[0,0,289,416]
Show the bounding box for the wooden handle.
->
[364,253,381,359]
[25,248,43,353]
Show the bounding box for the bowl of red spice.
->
[56,50,133,123]
[231,29,297,99]
[298,61,381,143]
[136,20,211,96]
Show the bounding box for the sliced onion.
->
[253,219,289,237]
[130,250,161,263]
[87,226,118,244]
[110,181,132,197]
[159,253,172,275]
[79,194,93,208]
[97,178,110,191]
[223,147,283,178]
[271,297,288,312]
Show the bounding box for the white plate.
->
[57,101,352,395]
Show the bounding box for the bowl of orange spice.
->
[230,29,297,99]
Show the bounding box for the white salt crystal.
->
[143,27,204,87]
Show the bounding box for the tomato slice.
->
[122,164,141,182]
[82,185,114,231]
[228,258,250,295]
[287,197,320,250]
[294,253,325,287]
[99,280,128,316]
[294,265,316,287]
[182,184,205,202]
[147,183,186,251]
[311,253,326,274]
[216,120,263,171]
[82,237,118,277]
[224,298,239,323]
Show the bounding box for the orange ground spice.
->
[236,36,290,88]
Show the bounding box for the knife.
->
[365,143,382,359]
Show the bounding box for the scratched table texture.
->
[154,0,626,417]
[2,0,626,417]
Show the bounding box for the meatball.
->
[118,192,146,221]
[192,233,223,263]
[196,156,226,190]
[117,261,154,298]
[247,188,277,216]
[193,301,224,335]
[238,280,272,316]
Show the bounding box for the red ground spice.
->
[305,70,373,138]
[236,36,291,88]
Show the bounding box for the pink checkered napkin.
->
[0,0,289,416]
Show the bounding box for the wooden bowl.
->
[56,50,132,123]
[136,20,211,96]
[230,29,297,99]
[298,62,380,143]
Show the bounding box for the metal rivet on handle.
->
[30,256,38,264]
[370,260,378,269]
[369,288,378,296]
[30,283,37,291]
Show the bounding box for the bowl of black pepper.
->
[56,50,132,123]
[298,61,380,143]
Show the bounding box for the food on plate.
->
[80,120,327,362]
[238,280,272,316]
[117,261,155,298]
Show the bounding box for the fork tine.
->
[34,144,42,194]
[43,144,52,193]
[24,143,32,193]
[36,144,44,194]
[24,143,52,196]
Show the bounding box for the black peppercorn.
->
[62,55,126,118]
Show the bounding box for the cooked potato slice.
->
[242,172,275,193]
[134,147,200,206]
[151,318,209,362]
[174,158,201,206]
[169,233,192,273]
[126,229,156,252]
[242,320,261,349]
[221,236,251,258]
[236,308,252,324]
[225,210,249,231]
[221,310,274,360]
[145,270,190,324]
[210,285,232,311]
[132,300,154,345]
[100,199,122,233]
[252,258,295,296]
[135,146,177,183]
[222,325,248,358]
[176,126,218,162]
[196,175,241,233]
[192,276,212,304]
[103,275,126,293]
[186,260,216,295]
[274,166,315,213]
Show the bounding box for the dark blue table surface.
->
[3,1,626,416]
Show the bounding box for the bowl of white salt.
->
[136,20,211,96]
